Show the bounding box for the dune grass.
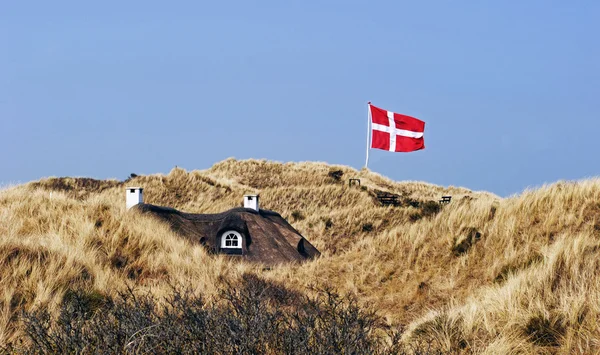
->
[1,158,599,353]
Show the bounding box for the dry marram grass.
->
[1,158,599,353]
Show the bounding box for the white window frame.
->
[221,230,242,249]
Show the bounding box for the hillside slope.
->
[1,158,599,353]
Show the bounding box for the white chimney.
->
[244,194,259,211]
[126,187,144,210]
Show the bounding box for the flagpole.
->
[365,102,371,169]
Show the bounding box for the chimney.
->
[243,194,259,211]
[126,187,144,210]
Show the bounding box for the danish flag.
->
[369,103,425,152]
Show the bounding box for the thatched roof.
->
[134,204,320,265]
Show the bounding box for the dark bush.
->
[403,200,440,220]
[4,275,444,354]
[327,169,344,182]
[324,218,334,230]
[123,173,138,183]
[291,210,305,222]
[451,228,482,256]
[362,223,374,232]
[404,198,420,208]
[420,201,441,218]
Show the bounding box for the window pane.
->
[223,232,241,248]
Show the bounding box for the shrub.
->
[3,276,437,354]
[327,169,344,182]
[362,223,374,232]
[291,210,305,222]
[124,173,138,182]
[404,198,420,208]
[451,228,482,256]
[324,218,334,230]
[420,201,441,218]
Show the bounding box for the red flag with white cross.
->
[365,103,425,168]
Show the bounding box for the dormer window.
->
[225,233,238,247]
[221,231,242,249]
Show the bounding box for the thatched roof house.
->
[127,189,319,265]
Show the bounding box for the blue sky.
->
[1,1,599,196]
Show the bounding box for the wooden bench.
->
[439,196,452,204]
[376,191,401,206]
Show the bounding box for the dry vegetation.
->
[1,158,599,353]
